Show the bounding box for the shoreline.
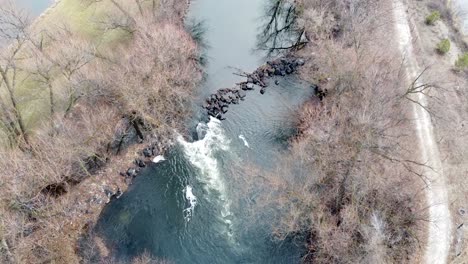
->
[29,0,61,29]
[0,1,202,262]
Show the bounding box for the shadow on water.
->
[95,0,315,263]
[257,0,307,57]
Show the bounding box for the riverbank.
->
[0,1,201,263]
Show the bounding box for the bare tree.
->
[0,1,32,149]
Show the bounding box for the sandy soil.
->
[393,1,452,263]
[395,0,468,262]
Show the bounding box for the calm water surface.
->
[16,0,52,16]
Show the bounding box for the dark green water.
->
[96,0,313,263]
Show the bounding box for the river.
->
[95,0,313,263]
[16,0,53,16]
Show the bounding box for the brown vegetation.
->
[294,0,429,261]
[235,0,430,263]
[0,0,201,263]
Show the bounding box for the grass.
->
[8,0,136,138]
[37,0,133,45]
[436,38,451,54]
[425,11,441,25]
[455,52,468,70]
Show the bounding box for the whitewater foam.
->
[183,185,197,222]
[238,134,250,148]
[178,117,234,235]
[152,155,165,163]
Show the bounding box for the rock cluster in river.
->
[203,56,305,119]
[119,139,168,185]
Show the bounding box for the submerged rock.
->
[238,90,247,98]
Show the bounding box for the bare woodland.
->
[0,0,201,262]
[235,0,437,263]
[0,0,457,263]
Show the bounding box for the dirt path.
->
[392,1,452,263]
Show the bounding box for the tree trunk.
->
[0,68,30,147]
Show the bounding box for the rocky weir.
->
[203,56,305,120]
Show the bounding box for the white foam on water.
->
[152,155,166,163]
[183,185,198,222]
[196,122,208,140]
[177,117,234,235]
[238,134,250,148]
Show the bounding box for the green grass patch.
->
[455,52,468,70]
[436,38,450,54]
[37,0,133,47]
[425,11,441,25]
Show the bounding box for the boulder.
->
[260,87,266,94]
[246,83,255,90]
[126,168,137,178]
[238,90,246,98]
[135,158,146,168]
[208,109,217,117]
[267,66,275,75]
[143,147,153,157]
[228,93,237,100]
[104,188,114,198]
[221,94,232,103]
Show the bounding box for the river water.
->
[16,0,53,16]
[96,0,313,263]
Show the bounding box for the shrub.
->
[455,53,468,70]
[436,39,450,54]
[425,11,441,25]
